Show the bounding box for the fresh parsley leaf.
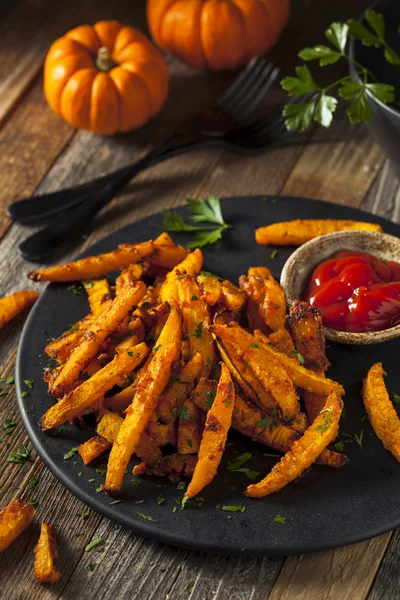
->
[187,195,225,226]
[283,100,316,132]
[137,512,155,522]
[221,505,245,513]
[193,322,202,339]
[27,474,38,489]
[348,18,381,47]
[3,419,16,434]
[325,22,349,53]
[281,65,320,96]
[0,376,14,385]
[226,452,252,472]
[187,228,226,249]
[365,9,385,40]
[298,45,341,66]
[6,444,31,464]
[270,249,278,259]
[131,478,143,486]
[293,350,305,365]
[334,440,345,453]
[178,406,190,421]
[64,446,78,460]
[315,94,338,127]
[162,212,199,232]
[85,538,103,552]
[273,513,287,524]
[110,499,122,505]
[366,83,395,104]
[384,48,400,66]
[21,391,29,398]
[347,90,373,124]
[23,379,34,389]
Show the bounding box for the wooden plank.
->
[368,530,400,600]
[268,536,391,600]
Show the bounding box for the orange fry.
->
[28,240,154,282]
[0,291,39,328]
[363,363,400,462]
[84,279,112,315]
[50,282,146,398]
[256,219,382,246]
[78,435,111,465]
[160,248,203,303]
[186,364,234,499]
[104,306,182,494]
[41,342,148,430]
[34,523,61,584]
[246,391,343,497]
[0,499,35,552]
[239,267,286,333]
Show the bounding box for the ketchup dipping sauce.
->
[304,250,400,333]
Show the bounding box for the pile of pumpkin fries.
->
[29,231,347,500]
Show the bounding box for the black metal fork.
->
[9,58,280,225]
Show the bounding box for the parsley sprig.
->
[163,195,231,249]
[281,12,400,131]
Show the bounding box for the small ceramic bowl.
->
[280,230,400,345]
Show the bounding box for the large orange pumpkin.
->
[44,21,170,134]
[147,0,290,71]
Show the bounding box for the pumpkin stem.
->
[96,47,117,72]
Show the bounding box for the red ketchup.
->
[304,250,400,333]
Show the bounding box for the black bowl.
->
[349,0,400,172]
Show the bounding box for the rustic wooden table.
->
[1,0,399,598]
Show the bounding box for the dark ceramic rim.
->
[348,0,400,118]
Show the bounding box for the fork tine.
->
[238,66,280,123]
[246,93,314,137]
[215,57,263,112]
[215,58,274,124]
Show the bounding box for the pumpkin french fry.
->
[186,364,234,498]
[115,264,144,291]
[242,344,299,422]
[191,379,345,467]
[148,420,176,447]
[0,499,35,552]
[153,232,176,247]
[255,219,383,246]
[84,279,112,315]
[96,411,162,466]
[246,391,343,497]
[28,241,154,282]
[78,435,111,465]
[104,306,182,494]
[176,275,215,377]
[0,290,39,328]
[146,244,188,269]
[239,267,286,333]
[211,324,344,397]
[362,363,400,462]
[177,398,202,454]
[160,248,203,303]
[41,342,148,430]
[156,352,203,424]
[105,383,136,413]
[267,329,296,357]
[133,453,197,483]
[34,523,61,585]
[50,282,146,398]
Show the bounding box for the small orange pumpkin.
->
[44,20,170,134]
[147,0,290,71]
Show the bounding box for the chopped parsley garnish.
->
[6,444,31,464]
[23,379,34,388]
[135,500,145,505]
[153,344,162,353]
[314,408,333,434]
[191,295,198,301]
[130,478,143,487]
[96,486,102,493]
[221,505,245,513]
[292,350,305,365]
[334,440,345,453]
[177,481,187,491]
[157,496,165,505]
[67,325,80,334]
[226,452,252,472]
[67,284,83,295]
[3,419,16,435]
[270,250,278,259]
[273,514,287,524]
[29,499,39,508]
[95,465,107,476]
[64,446,78,460]
[256,417,273,428]
[110,499,122,505]
[137,512,155,522]
[392,392,400,406]
[181,496,189,510]
[0,376,14,385]
[163,195,231,249]
[193,322,203,339]
[251,342,260,348]
[84,282,94,289]
[245,471,262,480]
[21,392,29,398]
[81,511,90,519]
[205,389,216,409]
[172,406,190,421]
[85,538,103,552]
[27,474,38,490]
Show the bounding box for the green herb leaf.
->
[27,474,38,490]
[226,452,252,472]
[64,446,78,460]
[392,392,400,406]
[187,227,226,249]
[137,512,155,522]
[314,408,333,434]
[256,417,273,428]
[384,48,400,66]
[365,9,385,40]
[346,90,373,124]
[221,505,245,513]
[334,440,345,453]
[85,538,103,552]
[273,513,287,524]
[245,470,261,480]
[205,389,216,409]
[283,100,316,132]
[293,350,305,365]
[6,444,31,464]
[29,499,39,508]
[325,22,349,53]
[0,376,14,385]
[23,379,34,389]
[347,18,381,47]
[21,391,29,398]
[187,195,225,226]
[298,45,341,66]
[315,94,338,127]
[110,499,122,505]
[366,83,395,104]
[270,249,278,259]
[281,65,320,96]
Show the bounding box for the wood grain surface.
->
[0,1,399,599]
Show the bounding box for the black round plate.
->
[16,196,400,556]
